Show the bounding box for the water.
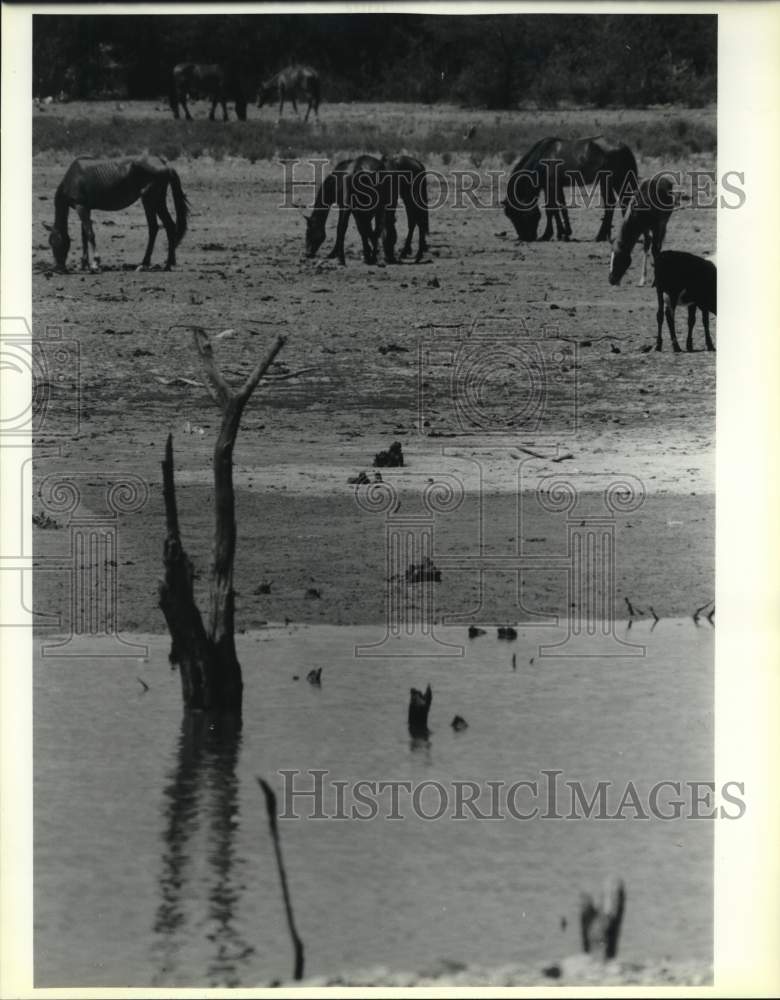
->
[34,620,713,987]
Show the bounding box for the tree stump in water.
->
[408,684,432,738]
[579,876,626,960]
[159,329,285,715]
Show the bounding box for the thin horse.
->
[379,155,429,264]
[303,155,384,265]
[504,137,638,242]
[608,175,676,287]
[44,155,189,272]
[169,62,247,121]
[257,65,320,122]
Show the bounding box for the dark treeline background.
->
[33,13,716,109]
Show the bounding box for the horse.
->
[378,154,429,263]
[169,62,247,121]
[503,137,638,242]
[257,65,320,122]
[608,176,676,287]
[302,155,384,265]
[653,251,716,353]
[43,155,189,272]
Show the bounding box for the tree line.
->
[33,13,716,109]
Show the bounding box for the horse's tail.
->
[621,145,640,201]
[310,73,321,111]
[417,170,429,237]
[168,168,189,246]
[168,69,180,117]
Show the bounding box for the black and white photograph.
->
[1,2,778,993]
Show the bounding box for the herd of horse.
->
[169,62,320,122]
[42,132,716,353]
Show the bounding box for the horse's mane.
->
[515,137,556,171]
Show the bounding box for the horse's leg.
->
[655,286,665,351]
[415,213,427,262]
[686,304,697,352]
[540,206,554,241]
[291,96,300,118]
[303,99,311,123]
[155,185,178,270]
[278,91,284,122]
[75,205,99,271]
[552,185,569,241]
[664,294,683,353]
[181,93,193,121]
[355,211,377,264]
[596,176,614,241]
[328,208,350,264]
[639,233,652,287]
[138,190,161,269]
[702,310,715,351]
[382,208,398,263]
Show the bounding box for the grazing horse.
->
[169,62,247,121]
[303,155,384,265]
[379,154,429,263]
[608,176,676,287]
[504,137,638,242]
[44,155,189,272]
[257,65,320,122]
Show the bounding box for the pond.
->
[34,619,713,987]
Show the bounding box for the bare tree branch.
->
[237,334,287,404]
[193,328,231,408]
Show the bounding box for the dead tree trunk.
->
[579,876,626,960]
[159,329,286,714]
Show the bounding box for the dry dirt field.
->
[32,103,716,636]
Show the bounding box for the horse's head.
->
[503,171,541,241]
[43,222,70,271]
[608,243,631,286]
[304,213,325,257]
[503,199,541,241]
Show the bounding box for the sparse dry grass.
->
[33,100,715,166]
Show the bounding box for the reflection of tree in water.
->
[152,712,254,987]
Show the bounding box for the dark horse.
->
[44,155,189,272]
[257,65,320,122]
[608,175,677,287]
[303,155,429,265]
[504,137,638,242]
[169,62,247,121]
[303,155,384,265]
[378,154,429,263]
